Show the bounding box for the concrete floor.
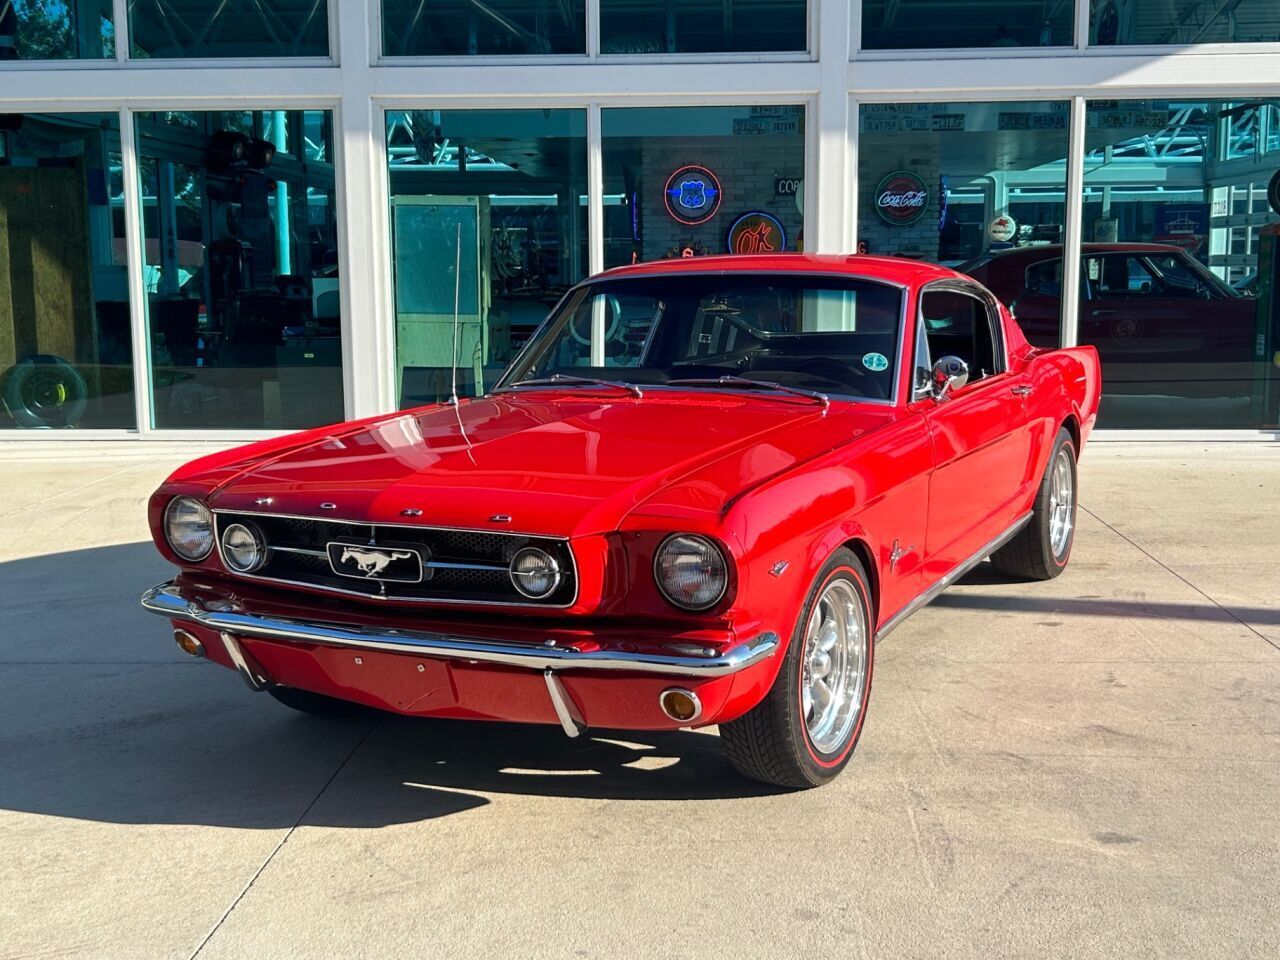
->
[1,439,1277,960]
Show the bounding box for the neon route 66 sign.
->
[664,165,722,225]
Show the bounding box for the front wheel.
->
[720,549,875,789]
[990,426,1077,580]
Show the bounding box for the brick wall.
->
[858,148,942,260]
[636,136,805,260]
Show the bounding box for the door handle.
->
[1010,384,1032,396]
[1090,309,1114,317]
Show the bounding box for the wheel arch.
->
[838,536,879,623]
[1061,413,1081,451]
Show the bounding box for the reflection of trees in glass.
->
[13,0,73,58]
[11,0,111,58]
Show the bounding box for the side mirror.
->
[931,355,970,402]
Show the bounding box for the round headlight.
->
[510,547,561,599]
[164,497,214,562]
[655,535,729,611]
[220,521,268,574]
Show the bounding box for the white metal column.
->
[119,107,153,434]
[1060,96,1087,349]
[334,0,393,419]
[813,0,853,254]
[587,102,604,275]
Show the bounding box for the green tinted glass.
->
[129,1,329,58]
[1,113,135,428]
[136,110,343,429]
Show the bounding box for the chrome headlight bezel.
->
[653,534,730,612]
[163,496,215,563]
[509,546,562,599]
[220,521,269,574]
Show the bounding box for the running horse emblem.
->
[339,546,415,578]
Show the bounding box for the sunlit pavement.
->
[2,439,1278,960]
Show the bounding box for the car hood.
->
[201,392,894,537]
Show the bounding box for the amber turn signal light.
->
[174,629,205,658]
[659,688,702,723]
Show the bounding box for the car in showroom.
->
[961,242,1255,399]
[141,254,1100,789]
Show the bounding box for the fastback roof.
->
[597,253,961,287]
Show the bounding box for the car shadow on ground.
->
[7,543,1271,831]
[950,564,1279,626]
[0,542,785,832]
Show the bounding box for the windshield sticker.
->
[862,352,889,372]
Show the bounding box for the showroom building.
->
[1,0,1278,439]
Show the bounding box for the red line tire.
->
[720,549,875,789]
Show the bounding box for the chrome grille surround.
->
[210,510,578,608]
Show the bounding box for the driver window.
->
[1144,254,1216,299]
[919,289,1000,383]
[553,292,663,368]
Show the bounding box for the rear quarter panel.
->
[1023,344,1101,461]
[1002,301,1100,509]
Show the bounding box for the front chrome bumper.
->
[141,581,778,733]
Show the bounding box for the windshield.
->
[498,273,905,402]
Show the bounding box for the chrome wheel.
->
[800,578,868,755]
[1048,447,1075,559]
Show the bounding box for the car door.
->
[915,281,1036,577]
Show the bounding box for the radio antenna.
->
[448,220,462,406]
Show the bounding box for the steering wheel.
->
[570,295,622,347]
[791,357,887,399]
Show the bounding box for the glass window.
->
[858,101,1071,350]
[861,1,1073,49]
[601,105,806,267]
[1090,1,1280,45]
[920,290,1000,381]
[135,110,343,429]
[382,0,585,56]
[502,273,904,402]
[0,0,113,59]
[0,113,135,429]
[1081,98,1280,428]
[129,1,329,58]
[385,109,588,409]
[600,0,807,53]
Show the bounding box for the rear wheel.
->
[720,549,875,789]
[268,685,368,718]
[990,426,1077,580]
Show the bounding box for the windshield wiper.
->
[496,373,644,398]
[666,375,830,408]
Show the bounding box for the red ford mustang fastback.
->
[142,254,1100,788]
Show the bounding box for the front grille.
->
[212,512,576,606]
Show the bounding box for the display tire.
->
[268,685,369,718]
[720,549,875,789]
[990,427,1078,581]
[2,354,88,429]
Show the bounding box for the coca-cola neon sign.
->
[874,170,929,226]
